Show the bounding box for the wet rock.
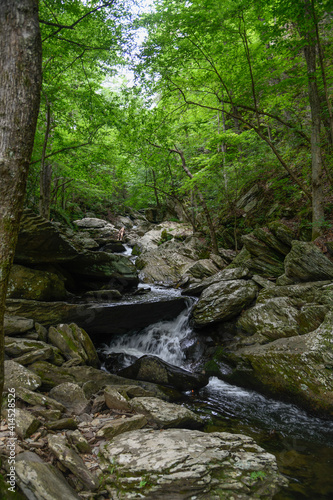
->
[48,434,99,491]
[15,451,81,500]
[96,414,147,439]
[49,383,89,415]
[7,264,67,301]
[6,296,187,338]
[104,386,131,411]
[118,355,209,391]
[100,428,287,499]
[4,315,34,336]
[15,209,79,264]
[4,360,41,391]
[285,241,333,282]
[48,323,100,368]
[83,289,122,301]
[227,312,333,416]
[192,279,258,327]
[129,397,203,429]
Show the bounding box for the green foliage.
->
[250,470,267,482]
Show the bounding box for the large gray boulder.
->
[227,312,333,416]
[4,315,34,336]
[118,355,208,391]
[192,279,258,327]
[100,428,287,499]
[284,241,333,281]
[49,382,89,415]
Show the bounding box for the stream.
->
[99,287,333,499]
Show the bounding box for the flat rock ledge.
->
[100,428,288,499]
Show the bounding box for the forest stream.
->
[99,285,333,500]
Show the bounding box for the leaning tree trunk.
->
[0,0,42,396]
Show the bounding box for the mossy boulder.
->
[226,312,333,416]
[7,264,67,301]
[192,279,258,327]
[284,241,333,282]
[48,323,100,368]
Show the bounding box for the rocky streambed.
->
[2,208,333,498]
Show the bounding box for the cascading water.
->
[100,297,196,370]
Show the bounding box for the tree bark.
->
[0,0,42,396]
[302,0,325,240]
[39,101,52,219]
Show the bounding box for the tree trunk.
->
[0,0,42,396]
[302,0,325,240]
[39,102,52,219]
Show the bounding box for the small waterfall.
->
[99,298,196,369]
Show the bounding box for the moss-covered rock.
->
[48,323,100,368]
[7,264,67,301]
[192,279,258,327]
[285,241,333,282]
[226,312,333,416]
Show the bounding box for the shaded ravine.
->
[99,291,333,500]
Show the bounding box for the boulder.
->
[4,315,34,336]
[182,267,250,296]
[6,297,187,337]
[15,209,78,264]
[49,383,89,415]
[67,430,92,454]
[136,235,206,285]
[237,297,327,340]
[268,221,297,247]
[240,233,285,277]
[4,360,41,391]
[104,386,131,411]
[15,451,81,500]
[48,323,100,368]
[63,250,138,290]
[71,232,99,250]
[73,217,113,229]
[100,428,287,499]
[48,434,99,491]
[226,312,333,416]
[7,264,67,301]
[183,259,219,280]
[192,279,258,327]
[129,397,203,429]
[284,241,333,282]
[118,355,208,391]
[96,414,147,439]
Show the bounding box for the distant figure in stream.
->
[118,227,125,241]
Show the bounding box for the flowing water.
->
[100,293,333,499]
